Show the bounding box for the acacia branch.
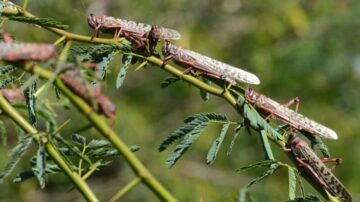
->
[0,94,100,202]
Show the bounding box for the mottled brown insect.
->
[0,32,56,62]
[286,133,352,202]
[60,72,116,124]
[245,88,337,140]
[162,41,261,85]
[0,88,26,103]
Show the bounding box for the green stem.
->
[0,94,99,202]
[109,177,141,202]
[22,65,178,201]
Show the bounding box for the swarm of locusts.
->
[0,10,352,201]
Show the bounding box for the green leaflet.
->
[206,123,229,165]
[159,113,228,152]
[14,163,62,183]
[238,160,277,171]
[245,163,280,187]
[304,133,330,158]
[71,45,121,80]
[0,120,7,146]
[288,167,296,200]
[24,82,37,126]
[243,103,284,141]
[0,76,16,89]
[227,123,243,155]
[161,76,180,88]
[158,115,208,152]
[0,65,16,75]
[259,130,274,160]
[165,120,208,168]
[33,143,46,188]
[71,133,86,146]
[116,55,132,88]
[8,16,69,29]
[0,135,33,183]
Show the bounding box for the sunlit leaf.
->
[116,55,132,88]
[259,130,274,160]
[288,167,296,200]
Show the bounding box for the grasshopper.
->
[0,32,56,62]
[162,41,261,85]
[87,13,181,54]
[60,69,116,125]
[0,88,26,104]
[244,88,337,139]
[286,132,352,201]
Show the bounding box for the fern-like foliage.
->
[0,135,33,183]
[71,45,122,80]
[8,16,69,29]
[161,76,180,88]
[237,160,280,187]
[159,113,233,167]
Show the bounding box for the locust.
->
[162,41,261,85]
[87,13,181,54]
[0,88,26,104]
[286,132,352,201]
[60,69,116,125]
[0,32,56,62]
[244,88,337,139]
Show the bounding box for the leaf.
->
[0,76,16,89]
[53,134,91,164]
[165,119,209,167]
[304,133,330,158]
[238,160,277,171]
[71,133,86,146]
[285,194,321,202]
[158,115,209,152]
[130,145,140,152]
[24,82,37,125]
[199,78,210,101]
[33,144,46,188]
[88,139,112,149]
[0,135,33,183]
[0,120,7,146]
[161,76,180,88]
[71,45,121,79]
[259,130,275,160]
[245,163,280,187]
[227,125,242,156]
[0,65,16,74]
[288,167,296,200]
[116,55,132,88]
[243,103,284,141]
[14,163,61,183]
[184,112,228,123]
[86,147,118,158]
[8,16,69,29]
[206,123,229,164]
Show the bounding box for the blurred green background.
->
[0,0,359,201]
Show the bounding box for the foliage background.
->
[0,0,359,201]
